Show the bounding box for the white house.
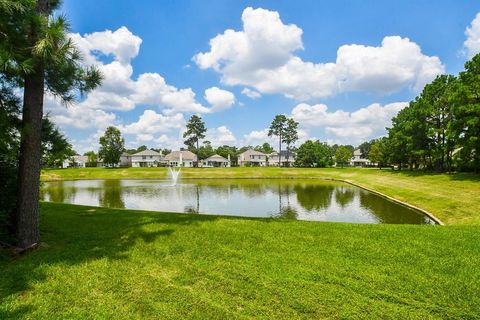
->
[120,153,132,167]
[202,154,230,167]
[350,149,371,167]
[237,149,267,166]
[62,155,87,168]
[164,150,197,167]
[131,149,164,167]
[268,151,296,167]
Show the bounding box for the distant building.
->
[164,150,197,167]
[237,149,267,166]
[268,150,296,167]
[131,149,164,167]
[203,154,230,167]
[350,149,371,167]
[120,153,132,167]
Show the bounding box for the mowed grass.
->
[41,167,480,225]
[1,202,480,319]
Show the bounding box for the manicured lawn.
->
[1,202,480,319]
[41,167,480,225]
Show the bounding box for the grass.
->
[1,202,480,319]
[41,167,480,225]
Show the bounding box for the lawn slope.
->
[1,202,480,319]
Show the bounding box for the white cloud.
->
[194,7,444,99]
[464,12,480,58]
[204,87,236,111]
[67,27,210,115]
[120,110,184,135]
[206,126,237,146]
[241,88,262,99]
[291,102,407,144]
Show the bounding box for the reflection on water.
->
[40,179,436,224]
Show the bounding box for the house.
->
[62,155,88,168]
[202,154,230,167]
[120,153,132,167]
[237,149,267,166]
[131,149,164,167]
[268,150,296,167]
[350,149,371,167]
[164,150,197,167]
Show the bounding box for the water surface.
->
[40,179,435,224]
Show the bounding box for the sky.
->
[44,0,480,154]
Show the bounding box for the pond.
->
[40,179,436,224]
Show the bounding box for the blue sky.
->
[46,0,480,153]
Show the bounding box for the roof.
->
[164,150,197,161]
[73,155,88,162]
[132,149,162,157]
[205,154,229,162]
[238,149,266,157]
[270,150,295,157]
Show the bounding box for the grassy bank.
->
[41,167,480,225]
[1,202,479,319]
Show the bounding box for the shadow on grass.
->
[0,202,223,316]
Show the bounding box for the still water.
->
[40,179,436,224]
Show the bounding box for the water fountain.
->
[168,166,181,186]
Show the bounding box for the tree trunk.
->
[16,66,44,249]
[15,0,50,249]
[278,135,282,167]
[286,144,290,167]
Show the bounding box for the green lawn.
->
[1,202,480,319]
[41,167,480,225]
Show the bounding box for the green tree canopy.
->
[295,140,334,167]
[335,146,352,168]
[98,127,124,167]
[183,115,206,166]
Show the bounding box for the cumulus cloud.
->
[120,110,184,135]
[464,12,480,58]
[206,126,237,146]
[291,102,407,143]
[194,7,444,99]
[204,87,236,111]
[67,27,210,114]
[241,88,262,99]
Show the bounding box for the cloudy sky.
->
[47,1,480,154]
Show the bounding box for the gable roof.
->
[205,154,229,162]
[238,149,266,157]
[164,150,197,161]
[132,149,162,157]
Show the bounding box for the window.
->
[142,156,146,160]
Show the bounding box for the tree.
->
[198,140,215,160]
[368,139,389,169]
[282,118,299,165]
[0,0,102,249]
[254,142,274,154]
[295,140,334,167]
[83,151,98,167]
[183,115,206,166]
[216,145,238,166]
[98,127,124,167]
[41,117,75,168]
[268,114,288,166]
[335,146,352,168]
[358,140,374,159]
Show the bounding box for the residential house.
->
[120,153,132,167]
[350,149,371,167]
[62,155,88,168]
[131,149,164,167]
[237,149,267,166]
[202,154,230,167]
[164,150,197,167]
[268,150,296,167]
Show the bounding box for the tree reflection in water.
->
[99,180,125,209]
[294,184,335,212]
[334,186,355,208]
